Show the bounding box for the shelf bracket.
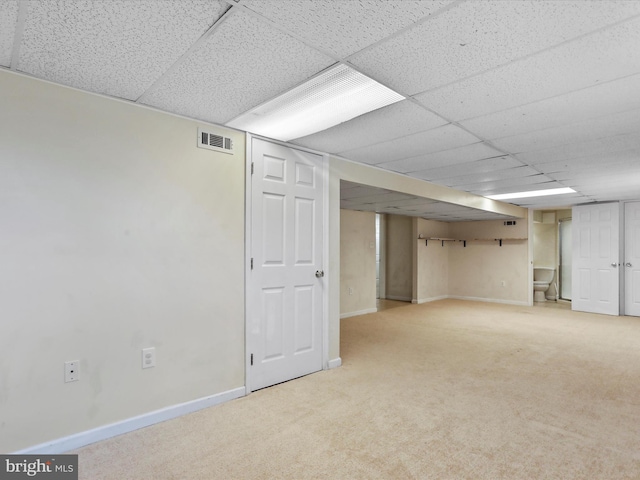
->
[498,239,503,247]
[462,240,466,248]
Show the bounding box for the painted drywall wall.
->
[0,70,245,452]
[448,220,529,305]
[533,222,557,268]
[415,218,451,303]
[385,215,413,301]
[340,210,376,317]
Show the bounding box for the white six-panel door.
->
[248,138,324,391]
[572,203,620,315]
[624,201,640,317]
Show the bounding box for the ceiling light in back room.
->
[486,187,576,200]
[226,64,405,141]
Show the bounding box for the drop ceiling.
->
[1,0,639,217]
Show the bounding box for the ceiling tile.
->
[241,0,453,58]
[534,149,640,174]
[18,0,227,100]
[415,165,542,187]
[338,182,508,222]
[577,180,640,194]
[291,100,447,154]
[408,156,524,181]
[340,184,393,200]
[415,17,640,121]
[515,132,640,165]
[350,0,640,95]
[346,192,418,205]
[0,1,18,67]
[140,10,334,124]
[386,199,437,208]
[376,142,503,173]
[339,124,478,165]
[549,163,640,182]
[492,108,640,153]
[515,193,588,208]
[460,74,640,139]
[462,177,561,194]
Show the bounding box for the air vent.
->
[197,128,234,155]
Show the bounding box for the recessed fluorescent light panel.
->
[486,187,576,200]
[226,64,404,141]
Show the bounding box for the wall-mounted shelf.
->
[423,237,457,247]
[421,237,526,247]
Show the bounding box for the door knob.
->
[315,270,325,278]
[611,263,618,267]
[626,262,633,267]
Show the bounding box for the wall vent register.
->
[198,128,233,154]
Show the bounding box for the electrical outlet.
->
[349,287,353,295]
[501,280,506,287]
[64,360,79,383]
[142,347,156,369]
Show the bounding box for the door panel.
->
[624,202,640,316]
[572,203,619,315]
[249,138,324,391]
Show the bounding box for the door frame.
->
[558,217,573,301]
[244,133,330,394]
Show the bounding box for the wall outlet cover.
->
[142,347,156,369]
[64,360,79,383]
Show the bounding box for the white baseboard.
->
[15,386,246,455]
[448,295,529,306]
[412,295,449,304]
[340,308,377,319]
[327,357,342,369]
[385,295,412,302]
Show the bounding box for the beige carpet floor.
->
[75,299,640,479]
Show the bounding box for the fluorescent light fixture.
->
[486,187,576,200]
[226,64,405,141]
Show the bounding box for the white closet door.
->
[624,201,640,317]
[572,203,620,315]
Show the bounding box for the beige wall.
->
[385,215,413,301]
[0,71,245,452]
[534,222,557,268]
[340,210,377,317]
[415,218,450,302]
[448,220,529,304]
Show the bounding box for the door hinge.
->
[251,258,253,269]
[250,353,253,366]
[251,162,254,174]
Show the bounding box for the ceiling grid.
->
[1,0,638,219]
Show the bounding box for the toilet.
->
[533,267,555,302]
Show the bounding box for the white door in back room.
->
[248,137,325,391]
[624,201,640,317]
[572,202,620,315]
